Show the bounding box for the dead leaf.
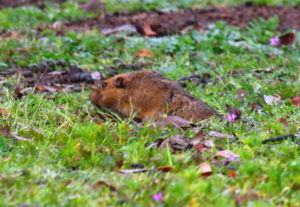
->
[0,109,9,117]
[199,162,212,178]
[36,85,57,93]
[157,166,174,172]
[193,131,206,140]
[215,150,240,159]
[11,31,21,40]
[0,125,11,137]
[135,49,154,57]
[14,87,24,99]
[154,116,194,129]
[193,144,205,152]
[280,32,295,45]
[62,84,76,93]
[291,96,300,107]
[116,160,124,168]
[101,24,137,35]
[142,21,156,36]
[199,162,212,173]
[0,125,32,142]
[15,48,30,56]
[249,102,264,114]
[249,102,258,110]
[92,181,117,191]
[278,118,289,126]
[131,13,147,21]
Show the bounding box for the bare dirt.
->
[1,1,299,36]
[64,5,300,36]
[0,60,101,95]
[0,60,153,95]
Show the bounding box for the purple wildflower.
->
[152,192,163,201]
[222,155,241,165]
[227,113,237,122]
[228,155,241,162]
[269,36,280,46]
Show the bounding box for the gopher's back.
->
[92,70,218,122]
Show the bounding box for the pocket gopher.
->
[91,70,218,122]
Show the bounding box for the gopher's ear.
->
[114,77,125,88]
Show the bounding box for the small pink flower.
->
[269,36,280,46]
[152,192,163,201]
[227,113,237,122]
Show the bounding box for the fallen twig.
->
[262,133,299,144]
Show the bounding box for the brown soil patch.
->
[65,5,300,36]
[0,60,101,95]
[0,60,152,96]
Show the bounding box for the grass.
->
[0,0,300,206]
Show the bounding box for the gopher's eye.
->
[101,82,107,88]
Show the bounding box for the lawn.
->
[0,0,300,206]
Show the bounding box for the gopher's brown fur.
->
[91,70,218,122]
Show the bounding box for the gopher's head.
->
[91,74,127,111]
